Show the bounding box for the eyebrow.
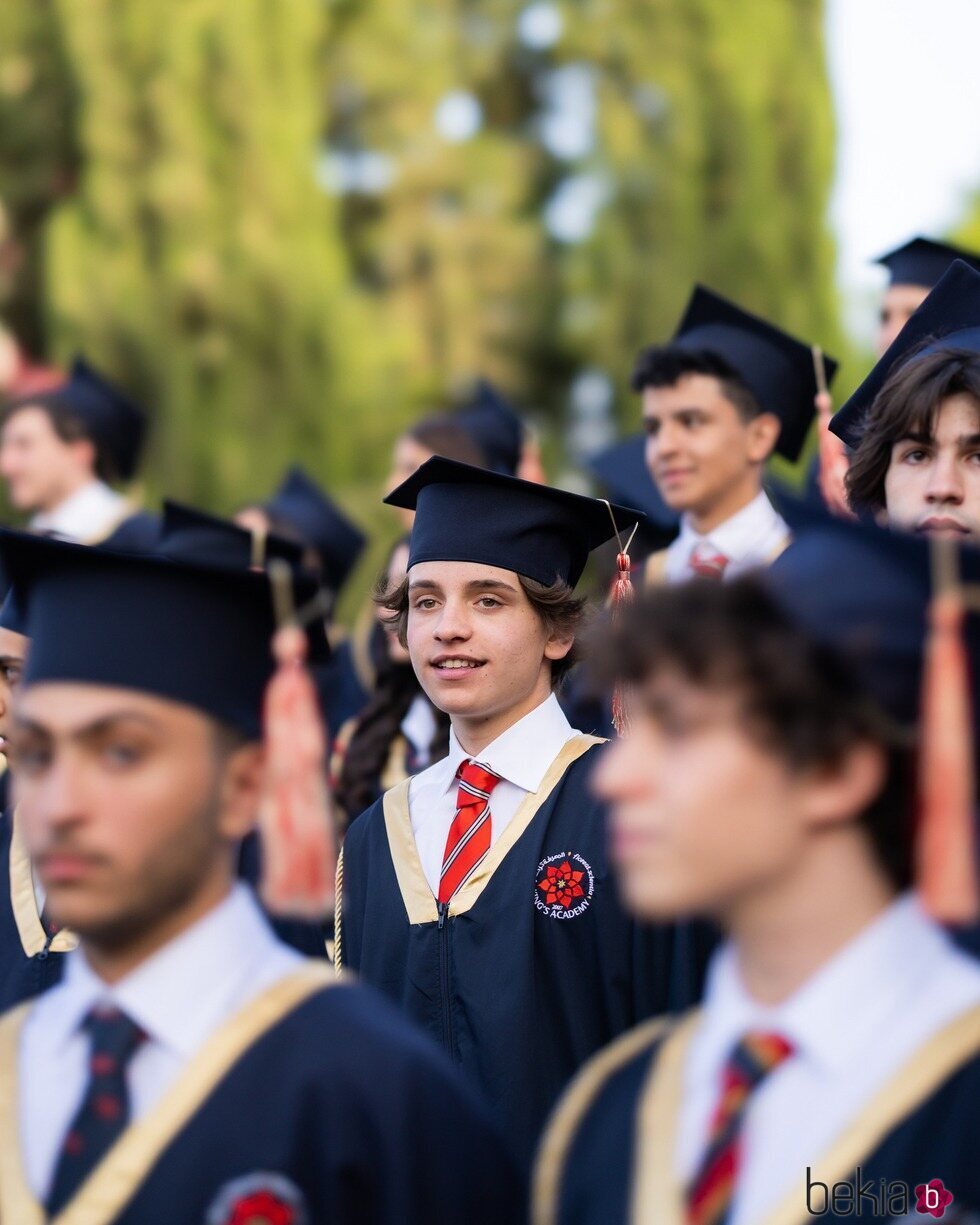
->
[0,655,24,668]
[896,431,980,449]
[408,577,519,594]
[12,711,162,738]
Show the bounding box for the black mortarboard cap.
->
[12,356,148,482]
[0,530,322,738]
[766,494,980,729]
[456,380,525,476]
[669,285,838,462]
[585,435,679,551]
[159,500,305,572]
[263,467,366,594]
[384,456,644,588]
[875,236,980,289]
[831,260,980,448]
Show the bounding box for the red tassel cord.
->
[917,589,979,923]
[258,624,337,920]
[609,548,636,738]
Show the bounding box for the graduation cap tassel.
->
[917,539,979,923]
[812,345,853,519]
[603,503,640,738]
[257,561,337,920]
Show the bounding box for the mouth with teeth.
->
[431,655,486,677]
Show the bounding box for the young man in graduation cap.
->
[534,504,980,1225]
[338,457,702,1161]
[0,357,157,551]
[874,236,980,355]
[0,527,523,1225]
[836,259,980,543]
[633,285,836,584]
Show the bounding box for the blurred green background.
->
[0,0,853,607]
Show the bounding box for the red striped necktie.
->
[687,1030,794,1225]
[438,759,502,905]
[689,541,730,580]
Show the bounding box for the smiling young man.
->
[0,357,157,551]
[634,286,836,584]
[0,529,521,1225]
[338,457,699,1160]
[534,506,980,1225]
[837,259,980,542]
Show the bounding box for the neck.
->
[82,873,233,985]
[688,476,763,536]
[39,473,99,517]
[722,829,897,1006]
[450,678,552,757]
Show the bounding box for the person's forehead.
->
[0,626,27,661]
[408,559,521,587]
[1,405,57,438]
[16,681,205,732]
[931,392,980,435]
[641,374,733,415]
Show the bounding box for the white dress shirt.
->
[20,884,303,1199]
[400,694,439,771]
[678,895,980,1225]
[664,490,789,583]
[409,693,580,896]
[31,479,130,544]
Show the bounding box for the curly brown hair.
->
[377,571,588,688]
[846,347,980,515]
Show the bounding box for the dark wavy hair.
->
[630,347,762,422]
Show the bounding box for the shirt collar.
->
[441,693,575,796]
[689,894,946,1085]
[44,885,281,1057]
[31,480,126,542]
[677,491,783,564]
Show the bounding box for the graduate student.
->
[534,505,980,1225]
[338,457,701,1159]
[873,236,980,355]
[0,529,523,1225]
[0,357,157,550]
[634,286,836,584]
[835,259,980,543]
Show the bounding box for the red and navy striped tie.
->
[687,1030,793,1225]
[438,760,502,905]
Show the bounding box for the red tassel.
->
[609,550,636,738]
[917,589,979,923]
[258,624,336,920]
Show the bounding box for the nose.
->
[28,757,90,835]
[433,597,472,644]
[925,449,965,506]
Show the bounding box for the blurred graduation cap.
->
[8,356,148,483]
[585,435,679,554]
[384,456,645,588]
[456,379,525,476]
[0,529,326,738]
[262,467,366,595]
[831,259,980,448]
[875,236,980,289]
[668,285,839,463]
[769,494,980,923]
[159,500,305,573]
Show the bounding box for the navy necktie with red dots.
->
[46,1005,146,1216]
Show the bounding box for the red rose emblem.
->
[915,1179,953,1219]
[538,859,586,909]
[228,1190,296,1225]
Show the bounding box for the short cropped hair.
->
[846,347,980,515]
[589,578,914,890]
[2,397,111,482]
[630,347,762,424]
[379,572,588,689]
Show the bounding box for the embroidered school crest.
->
[534,852,594,919]
[206,1172,308,1225]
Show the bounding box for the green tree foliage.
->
[45,0,392,504]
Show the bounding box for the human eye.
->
[7,739,51,775]
[100,739,148,769]
[0,663,23,690]
[898,445,928,465]
[476,595,502,609]
[412,596,439,610]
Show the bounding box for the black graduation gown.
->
[533,1004,980,1225]
[339,736,710,1159]
[0,964,526,1224]
[0,810,71,1010]
[98,509,161,553]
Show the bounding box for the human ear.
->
[216,743,266,840]
[544,628,575,663]
[745,412,782,463]
[800,741,888,832]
